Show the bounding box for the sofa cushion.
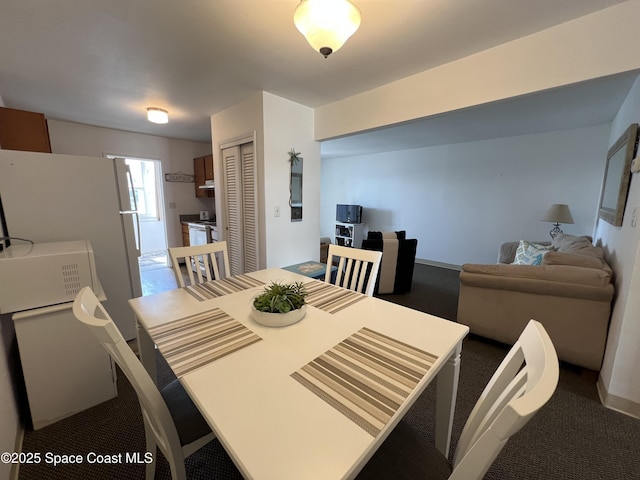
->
[551,234,603,258]
[512,240,555,265]
[542,251,607,270]
[462,263,612,287]
[551,233,592,249]
[378,232,400,293]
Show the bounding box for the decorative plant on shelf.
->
[253,281,308,313]
[288,148,303,165]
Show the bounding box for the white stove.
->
[187,222,217,245]
[187,222,221,277]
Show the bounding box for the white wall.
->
[47,120,212,249]
[139,218,166,253]
[210,92,320,270]
[321,124,610,266]
[262,92,320,267]
[210,92,266,268]
[596,75,640,418]
[315,0,640,141]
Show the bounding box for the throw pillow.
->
[512,240,555,266]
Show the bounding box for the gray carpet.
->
[19,264,640,479]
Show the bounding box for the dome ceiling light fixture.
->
[293,0,361,58]
[146,107,168,124]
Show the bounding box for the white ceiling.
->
[0,0,634,151]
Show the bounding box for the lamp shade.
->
[541,204,574,224]
[294,0,361,58]
[147,107,168,124]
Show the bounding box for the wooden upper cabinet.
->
[194,156,205,197]
[194,154,214,198]
[204,154,214,181]
[0,107,52,153]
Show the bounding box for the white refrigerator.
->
[0,150,142,340]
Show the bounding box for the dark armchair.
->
[362,231,417,294]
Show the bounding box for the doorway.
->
[124,158,169,270]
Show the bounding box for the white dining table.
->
[129,268,469,480]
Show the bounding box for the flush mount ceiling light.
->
[146,107,168,124]
[293,0,361,58]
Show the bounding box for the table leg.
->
[435,341,462,458]
[136,317,157,384]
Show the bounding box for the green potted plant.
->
[251,281,308,327]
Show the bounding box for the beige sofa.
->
[457,234,614,370]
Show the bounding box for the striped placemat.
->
[291,327,438,436]
[183,274,265,301]
[304,280,367,314]
[148,308,261,377]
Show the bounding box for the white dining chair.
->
[357,319,559,480]
[168,241,230,287]
[72,287,216,480]
[325,244,383,297]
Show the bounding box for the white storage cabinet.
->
[13,301,117,429]
[334,222,364,248]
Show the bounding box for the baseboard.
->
[415,258,462,271]
[597,375,640,420]
[11,424,24,480]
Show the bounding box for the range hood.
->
[198,180,215,190]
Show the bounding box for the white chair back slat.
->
[325,244,383,297]
[72,287,215,480]
[450,320,559,480]
[168,242,231,287]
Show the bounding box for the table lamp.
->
[542,204,574,238]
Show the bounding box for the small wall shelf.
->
[335,222,364,248]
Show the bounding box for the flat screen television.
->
[336,204,362,224]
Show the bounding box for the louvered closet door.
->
[222,142,258,276]
[240,143,258,272]
[222,146,243,275]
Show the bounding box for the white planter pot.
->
[250,304,307,327]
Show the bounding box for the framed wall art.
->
[598,123,638,226]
